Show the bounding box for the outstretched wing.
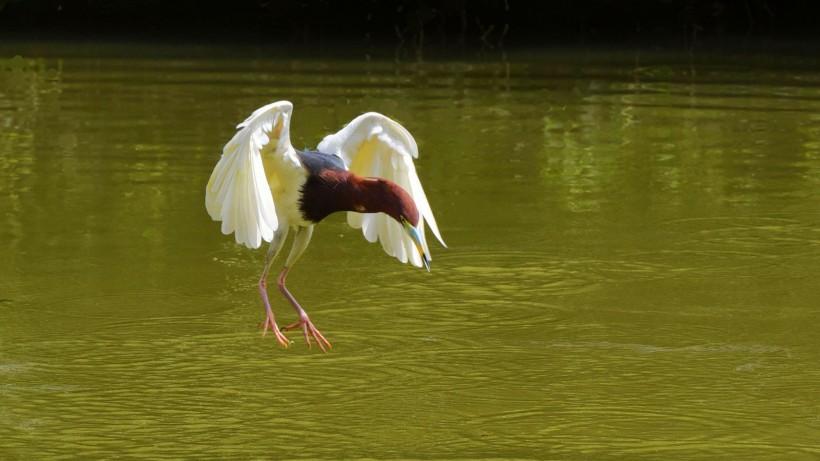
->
[317,112,445,267]
[205,101,298,249]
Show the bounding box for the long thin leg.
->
[277,226,332,353]
[259,229,290,347]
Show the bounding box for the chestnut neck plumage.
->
[299,168,420,226]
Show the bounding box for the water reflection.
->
[1,44,819,459]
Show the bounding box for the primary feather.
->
[205,101,297,249]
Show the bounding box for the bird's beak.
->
[403,218,431,272]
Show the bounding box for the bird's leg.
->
[259,267,291,348]
[277,266,332,353]
[277,225,332,353]
[259,230,290,348]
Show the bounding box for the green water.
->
[1,42,819,459]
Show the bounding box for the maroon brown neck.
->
[300,169,420,225]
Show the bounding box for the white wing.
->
[317,112,445,267]
[205,101,298,249]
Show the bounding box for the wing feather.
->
[317,112,445,268]
[205,101,296,249]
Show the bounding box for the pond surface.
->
[1,42,819,459]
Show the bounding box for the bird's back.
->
[297,149,346,175]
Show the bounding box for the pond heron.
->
[205,101,445,352]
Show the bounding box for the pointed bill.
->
[403,217,431,272]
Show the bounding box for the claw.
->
[260,312,291,348]
[283,317,332,353]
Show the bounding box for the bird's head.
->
[368,179,430,271]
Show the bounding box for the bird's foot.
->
[260,311,291,348]
[282,316,332,353]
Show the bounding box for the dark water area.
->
[0,40,818,459]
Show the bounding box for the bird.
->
[205,101,445,352]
